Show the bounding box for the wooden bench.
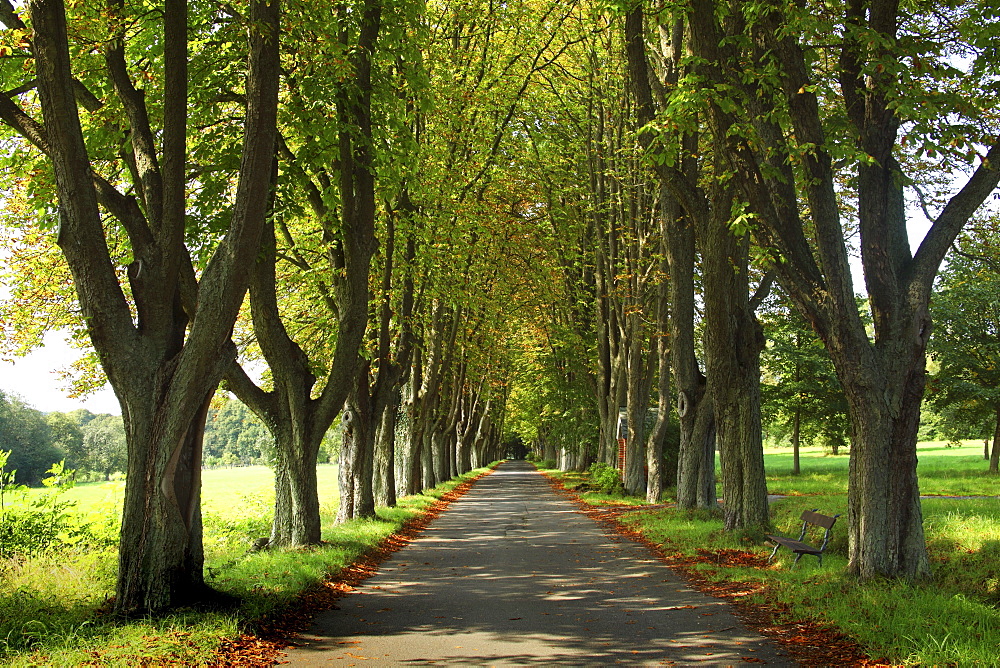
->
[766,509,840,567]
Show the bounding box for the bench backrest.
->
[799,510,837,529]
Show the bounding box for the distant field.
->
[23,464,340,521]
[758,440,998,497]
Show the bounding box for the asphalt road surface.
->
[280,460,791,666]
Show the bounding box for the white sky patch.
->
[0,330,121,415]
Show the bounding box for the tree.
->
[760,296,850,469]
[626,3,770,529]
[928,221,1000,474]
[680,0,1000,578]
[45,412,86,471]
[81,414,127,480]
[202,396,274,466]
[224,0,386,539]
[0,0,280,612]
[0,391,60,485]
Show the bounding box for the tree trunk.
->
[339,364,377,522]
[336,418,357,524]
[421,423,436,489]
[402,357,423,495]
[646,201,672,503]
[265,418,324,543]
[405,401,424,495]
[669,204,716,510]
[269,464,292,545]
[990,406,999,474]
[791,406,801,475]
[825,320,933,580]
[842,380,931,578]
[117,391,215,613]
[624,320,657,496]
[702,186,769,533]
[374,390,401,507]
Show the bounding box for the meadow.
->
[546,441,1000,666]
[0,464,489,666]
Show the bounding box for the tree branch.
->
[912,141,1000,291]
[105,0,163,223]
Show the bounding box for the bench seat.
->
[765,535,823,556]
[766,509,839,567]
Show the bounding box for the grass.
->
[1,464,494,666]
[20,464,339,516]
[763,440,999,497]
[544,443,1000,666]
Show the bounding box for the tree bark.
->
[374,389,401,507]
[339,363,377,521]
[645,188,674,503]
[623,326,650,495]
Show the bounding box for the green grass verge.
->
[0,464,494,666]
[550,446,1000,666]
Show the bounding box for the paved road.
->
[280,461,791,666]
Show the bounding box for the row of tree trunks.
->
[337,298,507,522]
[625,4,772,523]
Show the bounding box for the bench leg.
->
[792,552,804,568]
[768,543,781,563]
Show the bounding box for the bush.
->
[587,461,624,494]
[0,492,83,559]
[537,459,557,469]
[0,457,107,559]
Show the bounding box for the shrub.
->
[0,457,100,559]
[587,461,624,494]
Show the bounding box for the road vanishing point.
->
[280,460,792,666]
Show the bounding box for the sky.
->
[0,329,121,415]
[0,259,120,414]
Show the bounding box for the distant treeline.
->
[0,391,330,485]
